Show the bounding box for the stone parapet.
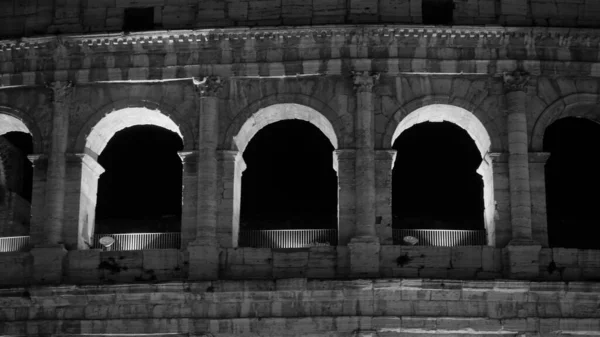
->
[3,245,600,286]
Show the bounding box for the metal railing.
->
[92,233,181,251]
[0,236,31,252]
[392,229,487,246]
[239,229,337,248]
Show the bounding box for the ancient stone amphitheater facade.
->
[1,0,600,336]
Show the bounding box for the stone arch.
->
[222,94,347,152]
[530,93,600,151]
[383,96,498,155]
[0,106,43,153]
[386,101,496,246]
[75,99,193,158]
[0,106,39,238]
[72,99,190,249]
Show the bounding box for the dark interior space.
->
[0,132,33,203]
[95,125,183,234]
[392,121,484,230]
[240,120,337,230]
[544,117,600,249]
[422,0,454,25]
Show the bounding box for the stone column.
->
[188,76,223,280]
[503,70,541,279]
[216,150,246,248]
[178,151,198,250]
[348,71,380,277]
[375,150,396,245]
[63,153,104,250]
[43,81,73,246]
[333,149,356,246]
[30,81,73,284]
[529,152,550,247]
[27,154,47,247]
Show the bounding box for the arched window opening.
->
[544,117,600,249]
[0,131,33,237]
[240,120,337,239]
[392,121,485,245]
[95,125,183,235]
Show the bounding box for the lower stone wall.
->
[0,279,599,336]
[1,246,600,286]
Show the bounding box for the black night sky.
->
[240,120,338,230]
[544,117,600,249]
[392,121,484,230]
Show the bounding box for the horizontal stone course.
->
[1,279,600,335]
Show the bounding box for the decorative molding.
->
[45,81,74,103]
[3,25,600,52]
[503,70,530,92]
[352,71,380,93]
[193,76,224,97]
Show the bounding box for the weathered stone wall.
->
[1,279,599,336]
[2,0,600,38]
[2,246,600,287]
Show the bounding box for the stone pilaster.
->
[191,76,223,247]
[375,150,396,245]
[348,71,380,277]
[30,82,73,284]
[529,152,551,248]
[43,81,73,247]
[188,76,224,281]
[27,154,47,247]
[178,151,198,250]
[333,149,356,246]
[216,150,246,248]
[64,153,104,250]
[503,70,540,279]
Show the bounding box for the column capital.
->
[193,76,224,97]
[178,150,198,162]
[352,71,380,93]
[529,152,551,163]
[45,81,74,103]
[27,154,47,166]
[503,70,530,93]
[65,153,105,177]
[488,152,509,163]
[217,150,247,172]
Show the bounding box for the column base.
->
[348,236,380,277]
[31,244,67,284]
[187,241,219,281]
[505,239,541,279]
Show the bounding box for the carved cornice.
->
[503,70,530,93]
[193,76,224,97]
[352,71,379,93]
[46,81,74,103]
[3,25,600,52]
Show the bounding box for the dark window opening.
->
[544,117,600,250]
[123,7,155,32]
[422,0,454,25]
[0,132,33,237]
[95,125,183,234]
[240,120,337,231]
[392,121,484,230]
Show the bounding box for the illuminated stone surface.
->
[1,1,600,336]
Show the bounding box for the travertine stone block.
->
[31,245,67,284]
[348,236,380,277]
[188,244,219,280]
[506,244,542,279]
